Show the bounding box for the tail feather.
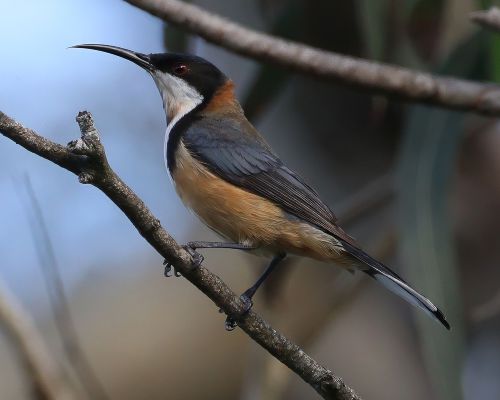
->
[341,240,450,330]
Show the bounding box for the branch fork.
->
[67,111,109,184]
[471,6,500,32]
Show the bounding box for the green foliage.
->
[163,24,191,53]
[163,0,192,53]
[242,0,303,121]
[397,32,489,400]
[357,0,390,61]
[398,105,466,400]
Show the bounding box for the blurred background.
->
[1,0,500,399]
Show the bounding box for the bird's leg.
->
[185,241,256,251]
[163,241,255,277]
[225,253,286,331]
[240,253,287,303]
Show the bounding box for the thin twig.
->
[125,0,500,116]
[0,111,361,400]
[0,278,76,400]
[20,176,110,400]
[471,7,500,33]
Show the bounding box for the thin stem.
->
[126,0,500,116]
[21,176,110,400]
[0,278,76,400]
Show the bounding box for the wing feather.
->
[182,116,355,245]
[179,114,450,329]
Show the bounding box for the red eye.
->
[173,64,188,75]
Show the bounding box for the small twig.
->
[20,176,110,400]
[125,0,500,116]
[0,110,361,400]
[471,7,500,33]
[0,278,76,400]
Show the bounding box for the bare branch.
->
[0,278,76,400]
[125,0,500,116]
[0,110,361,400]
[471,7,500,33]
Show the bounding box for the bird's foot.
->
[162,243,204,277]
[224,293,254,331]
[163,259,182,277]
[183,243,204,269]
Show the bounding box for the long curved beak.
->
[70,44,154,72]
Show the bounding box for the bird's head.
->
[72,44,229,122]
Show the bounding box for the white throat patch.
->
[151,71,204,171]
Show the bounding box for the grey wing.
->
[182,116,356,245]
[182,117,451,329]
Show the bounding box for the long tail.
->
[341,240,450,330]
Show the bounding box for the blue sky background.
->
[0,0,197,303]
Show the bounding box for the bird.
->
[72,44,450,330]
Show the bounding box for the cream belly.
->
[171,143,349,264]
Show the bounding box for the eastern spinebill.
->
[72,44,450,330]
